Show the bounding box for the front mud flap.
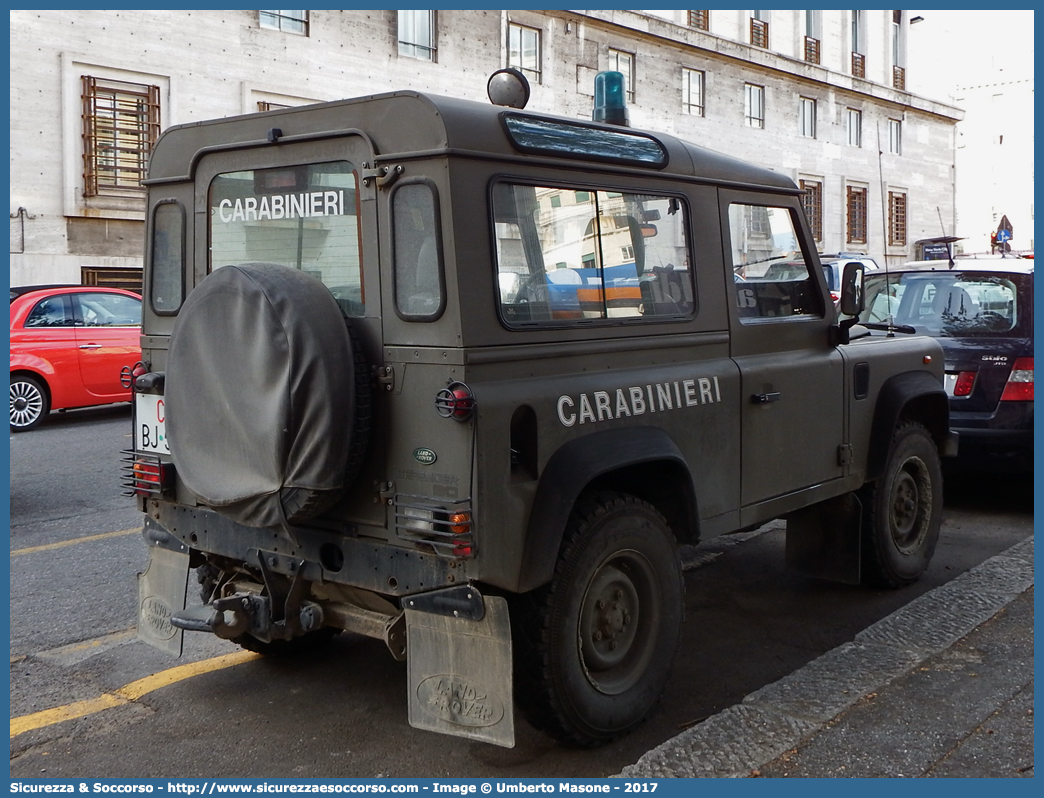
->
[405,593,514,748]
[137,534,190,656]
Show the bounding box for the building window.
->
[888,119,902,154]
[804,10,820,63]
[750,12,769,49]
[398,10,436,61]
[259,10,308,35]
[799,97,816,138]
[847,185,868,244]
[683,69,704,116]
[889,191,907,246]
[800,180,823,242]
[745,83,765,128]
[608,49,635,103]
[851,10,865,77]
[688,10,709,31]
[508,23,541,84]
[847,108,862,147]
[257,101,292,112]
[81,75,160,197]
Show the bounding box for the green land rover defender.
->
[126,71,956,748]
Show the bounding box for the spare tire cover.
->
[166,263,354,528]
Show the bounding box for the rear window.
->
[862,272,1023,335]
[492,182,694,328]
[209,161,364,316]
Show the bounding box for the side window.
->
[493,183,694,327]
[392,181,444,321]
[24,296,73,328]
[74,293,142,326]
[728,203,821,321]
[151,201,184,314]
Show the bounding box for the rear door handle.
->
[79,344,102,350]
[751,391,781,404]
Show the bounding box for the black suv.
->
[861,257,1033,471]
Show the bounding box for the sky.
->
[906,9,1035,102]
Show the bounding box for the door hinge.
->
[378,482,396,505]
[837,443,853,466]
[376,365,395,392]
[361,163,404,190]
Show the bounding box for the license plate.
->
[135,393,170,454]
[943,373,957,397]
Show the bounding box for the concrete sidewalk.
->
[621,536,1034,778]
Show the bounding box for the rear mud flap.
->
[406,594,514,748]
[137,538,190,656]
[785,492,863,585]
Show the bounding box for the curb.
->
[619,536,1035,778]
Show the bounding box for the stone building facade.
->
[9,9,962,289]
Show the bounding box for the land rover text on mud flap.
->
[125,70,956,749]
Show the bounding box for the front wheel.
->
[10,375,49,431]
[513,492,683,746]
[861,422,943,587]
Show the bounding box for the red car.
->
[10,285,142,431]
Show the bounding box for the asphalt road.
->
[9,405,1033,778]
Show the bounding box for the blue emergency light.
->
[593,71,629,127]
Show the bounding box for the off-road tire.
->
[512,492,683,747]
[860,421,943,588]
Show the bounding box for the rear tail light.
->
[1000,357,1034,401]
[449,512,473,557]
[435,381,476,422]
[953,371,976,397]
[120,450,173,497]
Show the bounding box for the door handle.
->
[751,391,781,404]
[78,344,102,350]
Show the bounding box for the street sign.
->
[996,229,1012,243]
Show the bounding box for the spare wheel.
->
[166,262,362,528]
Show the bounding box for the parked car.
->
[820,253,881,306]
[9,285,142,431]
[859,257,1033,471]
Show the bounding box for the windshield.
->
[860,272,1021,336]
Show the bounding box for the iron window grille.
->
[81,75,160,197]
[847,186,868,244]
[508,23,542,84]
[259,10,308,35]
[800,180,823,242]
[889,191,907,246]
[852,51,866,78]
[687,10,709,31]
[750,17,769,49]
[683,68,705,116]
[804,36,820,64]
[893,65,906,91]
[398,10,436,61]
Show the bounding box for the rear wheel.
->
[513,492,683,746]
[861,422,943,587]
[10,375,49,431]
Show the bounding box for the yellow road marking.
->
[10,650,261,738]
[11,527,140,557]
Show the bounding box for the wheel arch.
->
[867,371,952,481]
[516,426,698,593]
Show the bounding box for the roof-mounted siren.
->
[487,68,531,109]
[593,71,629,127]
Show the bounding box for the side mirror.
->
[839,261,865,317]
